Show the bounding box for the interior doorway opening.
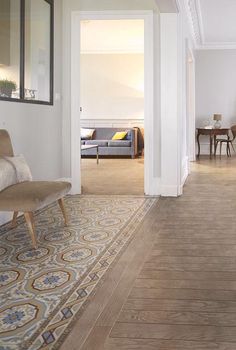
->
[80,18,145,195]
[71,11,155,196]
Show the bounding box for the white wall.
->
[196,50,236,154]
[0,0,62,181]
[80,53,144,121]
[0,0,63,224]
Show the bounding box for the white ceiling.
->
[186,0,236,49]
[81,20,144,54]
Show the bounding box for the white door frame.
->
[186,42,196,163]
[71,10,155,195]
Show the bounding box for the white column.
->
[160,13,181,196]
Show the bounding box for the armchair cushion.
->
[4,155,32,182]
[0,181,71,212]
[0,155,32,192]
[0,158,17,192]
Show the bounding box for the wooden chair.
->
[0,129,71,249]
[215,125,236,158]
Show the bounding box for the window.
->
[0,0,53,104]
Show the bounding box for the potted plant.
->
[0,79,17,97]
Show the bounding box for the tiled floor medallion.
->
[0,195,156,349]
[80,229,110,243]
[43,228,74,243]
[16,247,50,263]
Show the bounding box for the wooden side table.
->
[196,128,229,158]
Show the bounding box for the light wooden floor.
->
[62,156,236,350]
[81,157,144,195]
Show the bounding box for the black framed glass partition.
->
[0,0,53,105]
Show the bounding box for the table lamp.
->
[213,114,222,129]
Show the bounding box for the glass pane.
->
[25,0,51,102]
[0,0,20,99]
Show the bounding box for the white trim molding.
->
[160,13,182,197]
[184,0,236,50]
[70,10,158,196]
[80,119,144,128]
[184,0,204,48]
[197,42,236,50]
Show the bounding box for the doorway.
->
[71,11,154,195]
[80,19,144,195]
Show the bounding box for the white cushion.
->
[0,158,17,192]
[0,155,32,192]
[81,128,95,139]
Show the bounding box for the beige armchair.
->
[0,129,71,249]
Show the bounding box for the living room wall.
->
[80,53,144,124]
[196,49,236,154]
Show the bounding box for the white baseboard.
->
[161,185,179,197]
[179,156,189,195]
[146,177,161,196]
[56,177,71,182]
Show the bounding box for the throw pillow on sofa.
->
[81,128,95,140]
[112,131,128,140]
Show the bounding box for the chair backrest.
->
[231,125,236,140]
[0,129,14,157]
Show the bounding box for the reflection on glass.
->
[25,0,50,102]
[0,0,20,99]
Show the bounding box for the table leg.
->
[96,146,99,164]
[210,135,213,158]
[214,135,217,156]
[197,132,200,157]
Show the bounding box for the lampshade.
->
[213,114,222,121]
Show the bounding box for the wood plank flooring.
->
[61,156,236,350]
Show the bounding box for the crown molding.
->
[184,0,204,48]
[185,0,236,50]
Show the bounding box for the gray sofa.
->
[81,127,138,158]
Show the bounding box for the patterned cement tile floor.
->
[81,157,144,195]
[0,195,156,350]
[62,156,236,350]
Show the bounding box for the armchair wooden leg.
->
[58,198,68,226]
[220,141,222,159]
[24,212,37,249]
[11,211,19,228]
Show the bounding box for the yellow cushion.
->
[112,131,127,140]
